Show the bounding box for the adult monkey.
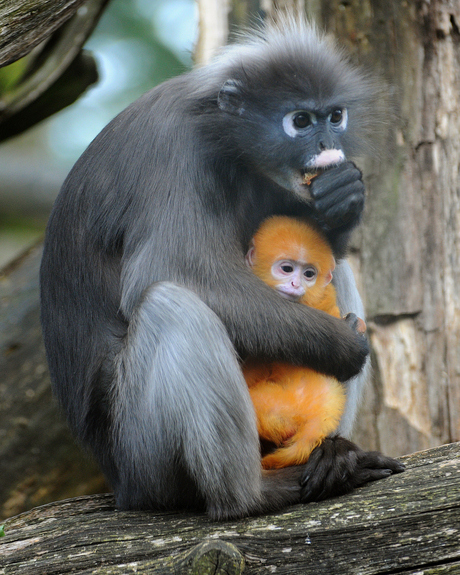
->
[40,17,404,520]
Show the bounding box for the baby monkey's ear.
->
[324,257,336,286]
[245,240,256,268]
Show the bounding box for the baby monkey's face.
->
[270,258,319,302]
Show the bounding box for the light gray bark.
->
[1,442,459,574]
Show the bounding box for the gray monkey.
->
[40,17,404,520]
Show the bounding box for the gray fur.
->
[333,260,371,437]
[113,282,263,517]
[40,17,382,519]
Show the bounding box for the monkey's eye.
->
[281,264,294,273]
[303,266,317,280]
[330,109,343,124]
[283,110,317,137]
[293,113,311,129]
[329,108,348,130]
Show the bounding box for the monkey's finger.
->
[357,451,406,473]
[354,468,393,486]
[344,313,368,341]
[317,180,363,204]
[302,461,393,502]
[344,312,359,330]
[309,162,363,201]
[314,186,365,222]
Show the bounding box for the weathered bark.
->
[1,442,459,574]
[0,0,111,142]
[0,0,87,67]
[0,245,107,520]
[302,0,460,457]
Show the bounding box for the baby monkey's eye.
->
[281,264,294,273]
[303,266,317,280]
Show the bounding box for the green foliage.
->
[0,56,28,94]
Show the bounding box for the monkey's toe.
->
[299,436,405,503]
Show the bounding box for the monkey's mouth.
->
[300,169,319,186]
[300,149,346,187]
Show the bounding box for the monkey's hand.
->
[299,436,405,503]
[309,161,364,229]
[344,312,367,337]
[335,312,369,383]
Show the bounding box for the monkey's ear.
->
[324,270,333,286]
[218,79,245,115]
[324,258,336,286]
[245,241,256,267]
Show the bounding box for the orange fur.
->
[250,216,341,317]
[244,216,346,469]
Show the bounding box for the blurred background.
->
[0,0,197,268]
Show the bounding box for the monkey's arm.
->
[197,267,368,383]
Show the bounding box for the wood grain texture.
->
[0,0,110,141]
[0,442,459,574]
[0,0,87,67]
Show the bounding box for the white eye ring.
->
[329,108,348,131]
[283,110,317,138]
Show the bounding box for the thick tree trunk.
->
[304,0,460,457]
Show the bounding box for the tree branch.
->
[1,442,459,574]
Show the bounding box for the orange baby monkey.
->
[244,215,364,470]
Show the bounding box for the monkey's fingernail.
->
[302,489,312,500]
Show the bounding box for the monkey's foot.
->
[299,436,405,503]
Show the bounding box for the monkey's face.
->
[273,105,349,195]
[270,258,318,301]
[217,80,351,200]
[251,103,349,200]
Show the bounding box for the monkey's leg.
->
[249,382,298,445]
[112,282,302,520]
